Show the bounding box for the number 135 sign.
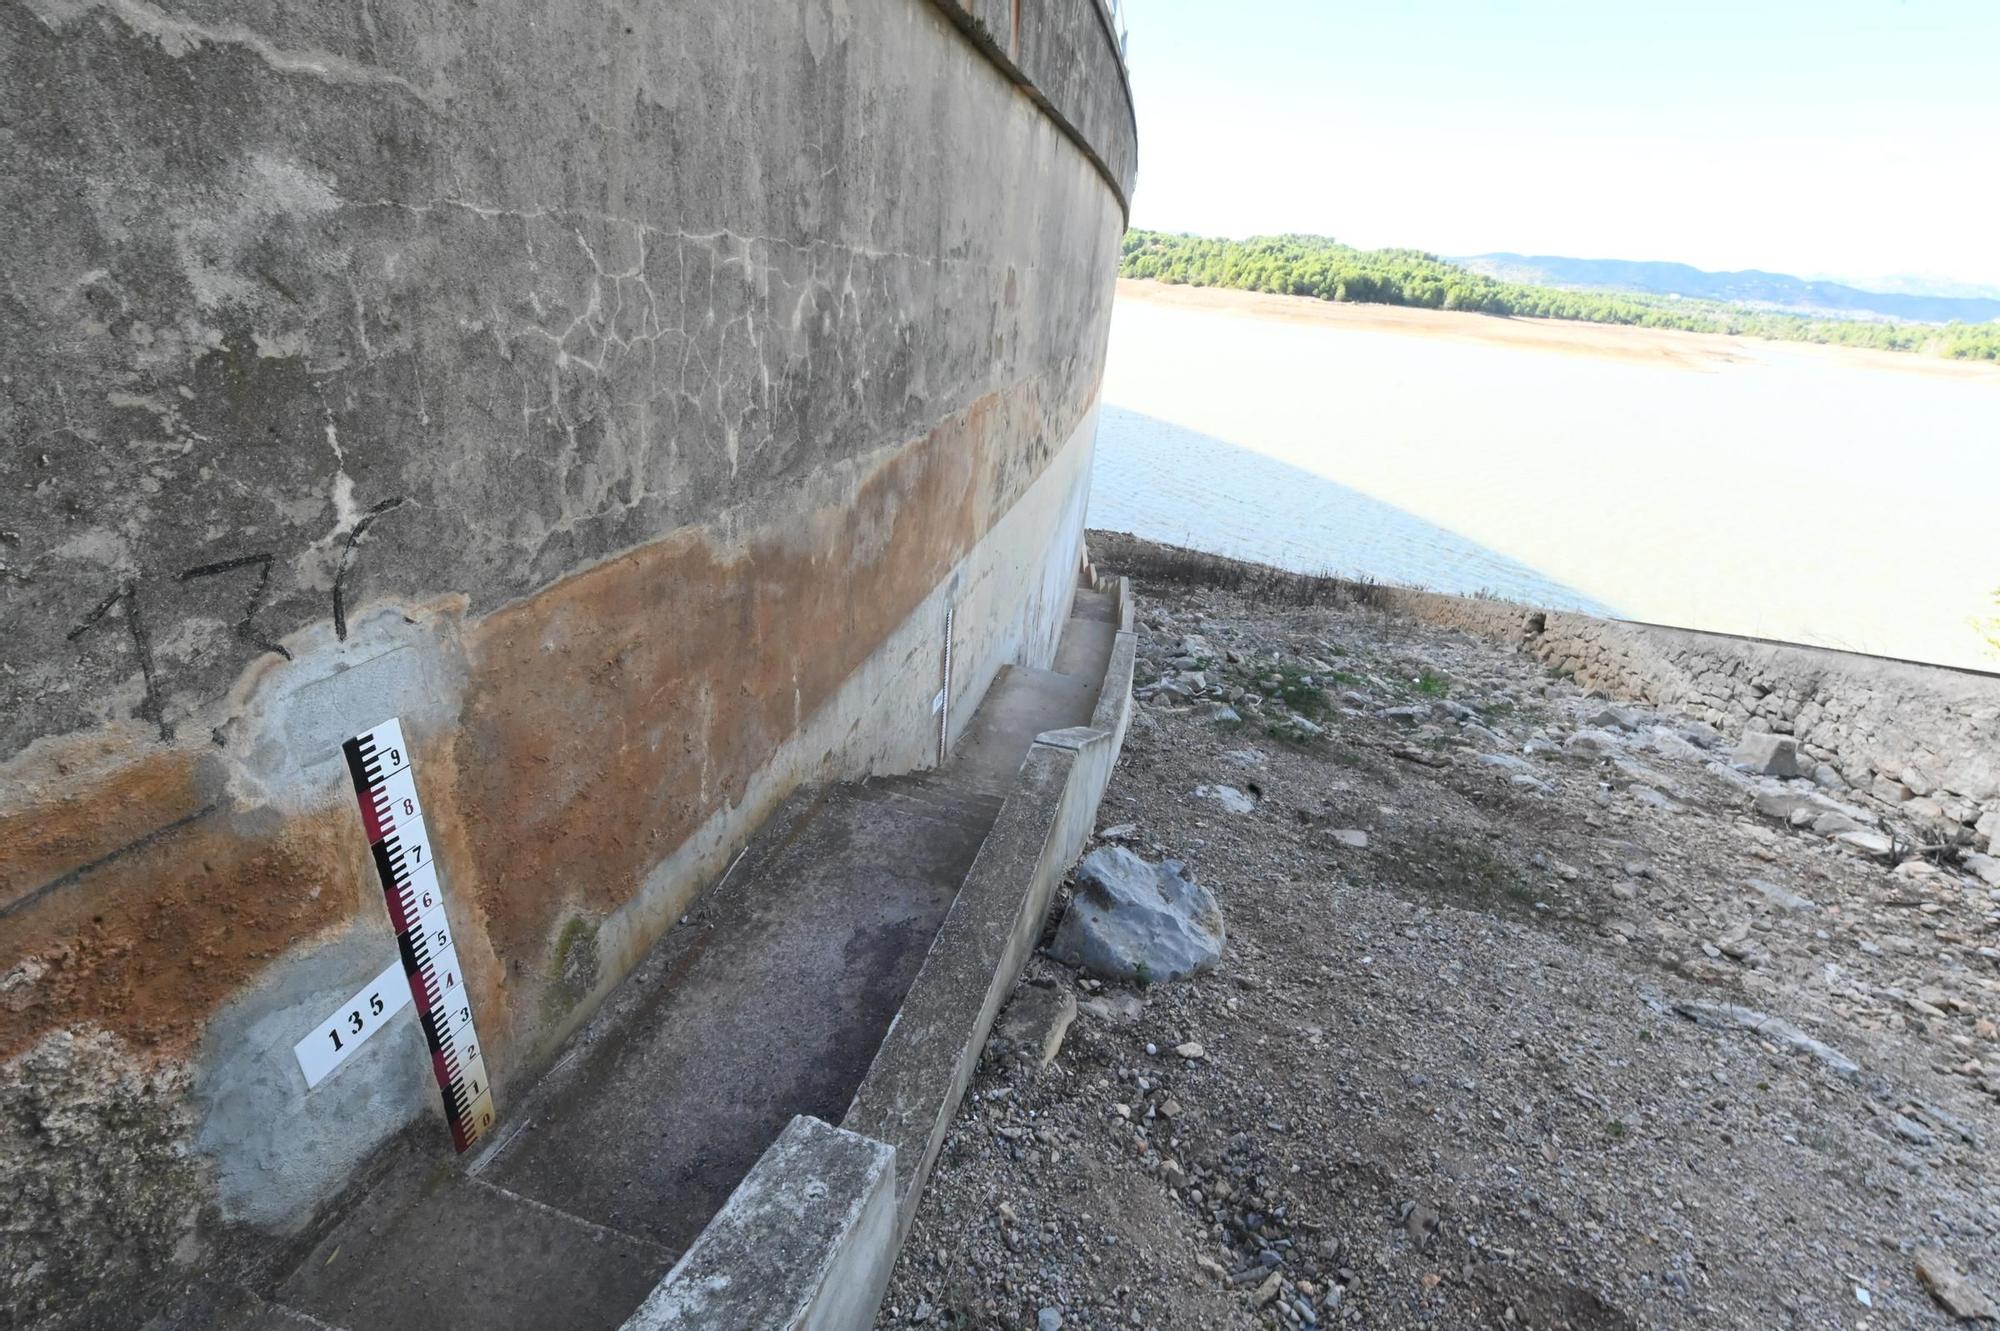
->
[293,959,412,1089]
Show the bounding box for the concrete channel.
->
[214,572,1134,1330]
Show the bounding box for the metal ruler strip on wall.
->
[341,717,496,1152]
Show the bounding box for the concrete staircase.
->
[206,583,1116,1331]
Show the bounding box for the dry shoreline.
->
[878,538,2000,1330]
[1115,278,2000,381]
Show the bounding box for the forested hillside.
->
[1120,232,2000,361]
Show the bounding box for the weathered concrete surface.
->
[0,0,1135,1321]
[190,923,430,1229]
[620,1116,899,1331]
[186,577,1118,1330]
[993,980,1077,1069]
[0,1030,206,1331]
[277,1174,673,1331]
[620,576,1130,1326]
[477,778,983,1253]
[1,0,1127,750]
[470,586,1105,1256]
[932,0,1138,208]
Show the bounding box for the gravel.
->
[876,564,2000,1330]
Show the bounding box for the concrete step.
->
[275,1175,672,1331]
[1052,609,1118,683]
[1070,583,1119,625]
[945,663,1100,787]
[853,780,1005,830]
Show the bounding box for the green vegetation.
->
[1120,231,2000,362]
[1415,834,1536,911]
[1265,661,1332,719]
[541,914,602,1019]
[1414,670,1449,697]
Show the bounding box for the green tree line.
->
[1120,231,2000,362]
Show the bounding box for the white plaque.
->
[293,959,412,1089]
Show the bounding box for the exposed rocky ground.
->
[877,558,2000,1331]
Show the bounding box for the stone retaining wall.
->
[1085,531,2000,855]
[1381,592,2000,850]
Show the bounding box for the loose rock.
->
[884,542,2000,1331]
[1734,732,1804,778]
[995,984,1077,1068]
[1051,847,1225,983]
[1194,783,1257,814]
[1915,1248,1999,1321]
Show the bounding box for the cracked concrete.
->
[21,0,448,107]
[2,0,1128,752]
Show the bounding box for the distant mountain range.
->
[1819,273,2000,302]
[1455,254,2000,326]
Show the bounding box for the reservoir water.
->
[1089,284,2000,671]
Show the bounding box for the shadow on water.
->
[1088,404,1620,616]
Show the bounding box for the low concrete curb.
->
[619,1115,898,1331]
[844,574,1134,1237]
[620,571,1135,1329]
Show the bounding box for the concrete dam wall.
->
[0,0,1136,1322]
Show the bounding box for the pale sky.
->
[1120,0,2000,290]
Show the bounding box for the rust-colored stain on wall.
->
[0,379,1072,1074]
[0,762,363,1061]
[453,389,1015,975]
[0,749,214,915]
